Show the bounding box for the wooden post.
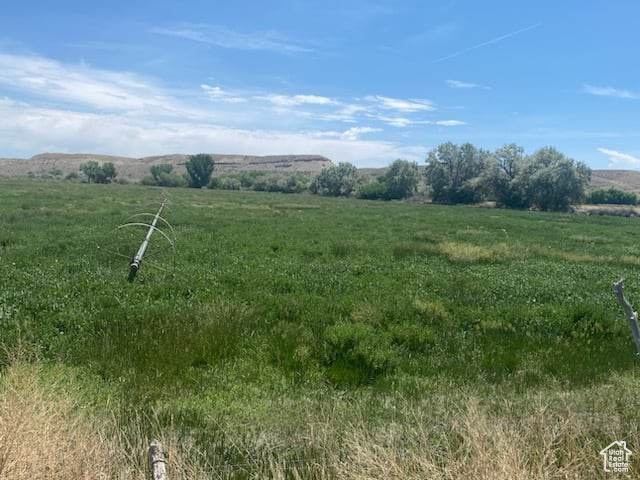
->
[613,279,640,355]
[148,440,168,480]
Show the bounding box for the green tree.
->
[525,147,591,211]
[424,142,488,203]
[186,154,214,188]
[310,162,359,196]
[80,161,102,183]
[101,162,117,183]
[150,164,174,181]
[481,144,529,208]
[80,161,117,184]
[380,160,419,199]
[148,163,186,187]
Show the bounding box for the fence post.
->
[148,440,168,480]
[613,279,640,355]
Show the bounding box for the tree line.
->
[70,144,637,211]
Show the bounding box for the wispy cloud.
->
[0,53,175,112]
[201,84,247,103]
[446,79,491,90]
[341,126,381,140]
[433,23,541,63]
[582,84,639,99]
[0,98,424,166]
[598,147,640,168]
[0,52,432,166]
[255,94,337,107]
[434,120,466,126]
[151,24,313,54]
[366,95,434,112]
[371,114,466,128]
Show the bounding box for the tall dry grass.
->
[0,363,634,479]
[0,364,209,480]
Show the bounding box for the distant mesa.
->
[0,153,333,180]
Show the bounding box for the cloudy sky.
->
[0,0,638,168]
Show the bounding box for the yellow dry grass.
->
[0,364,207,480]
[0,363,635,479]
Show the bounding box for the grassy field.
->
[2,177,640,478]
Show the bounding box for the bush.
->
[586,188,637,205]
[381,160,420,199]
[141,164,186,187]
[140,176,156,186]
[310,163,358,196]
[79,161,117,184]
[218,177,241,190]
[251,173,310,193]
[525,147,591,211]
[356,181,387,200]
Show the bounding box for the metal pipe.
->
[128,201,165,282]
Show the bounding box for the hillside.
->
[590,169,640,193]
[0,153,332,181]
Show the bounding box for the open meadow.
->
[2,177,640,479]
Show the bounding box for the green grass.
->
[2,177,640,475]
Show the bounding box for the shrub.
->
[586,188,637,205]
[381,160,419,199]
[79,161,117,184]
[525,147,591,211]
[356,180,387,200]
[140,175,156,186]
[250,173,310,193]
[310,163,358,197]
[142,164,186,187]
[219,177,241,190]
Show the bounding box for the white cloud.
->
[371,115,466,128]
[200,84,247,103]
[0,53,177,113]
[366,95,435,112]
[0,52,444,166]
[597,147,640,168]
[0,98,423,167]
[434,120,466,126]
[255,94,337,107]
[582,85,639,99]
[446,79,490,90]
[341,126,381,140]
[151,24,313,54]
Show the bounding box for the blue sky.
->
[0,0,638,168]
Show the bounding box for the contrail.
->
[432,23,541,63]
